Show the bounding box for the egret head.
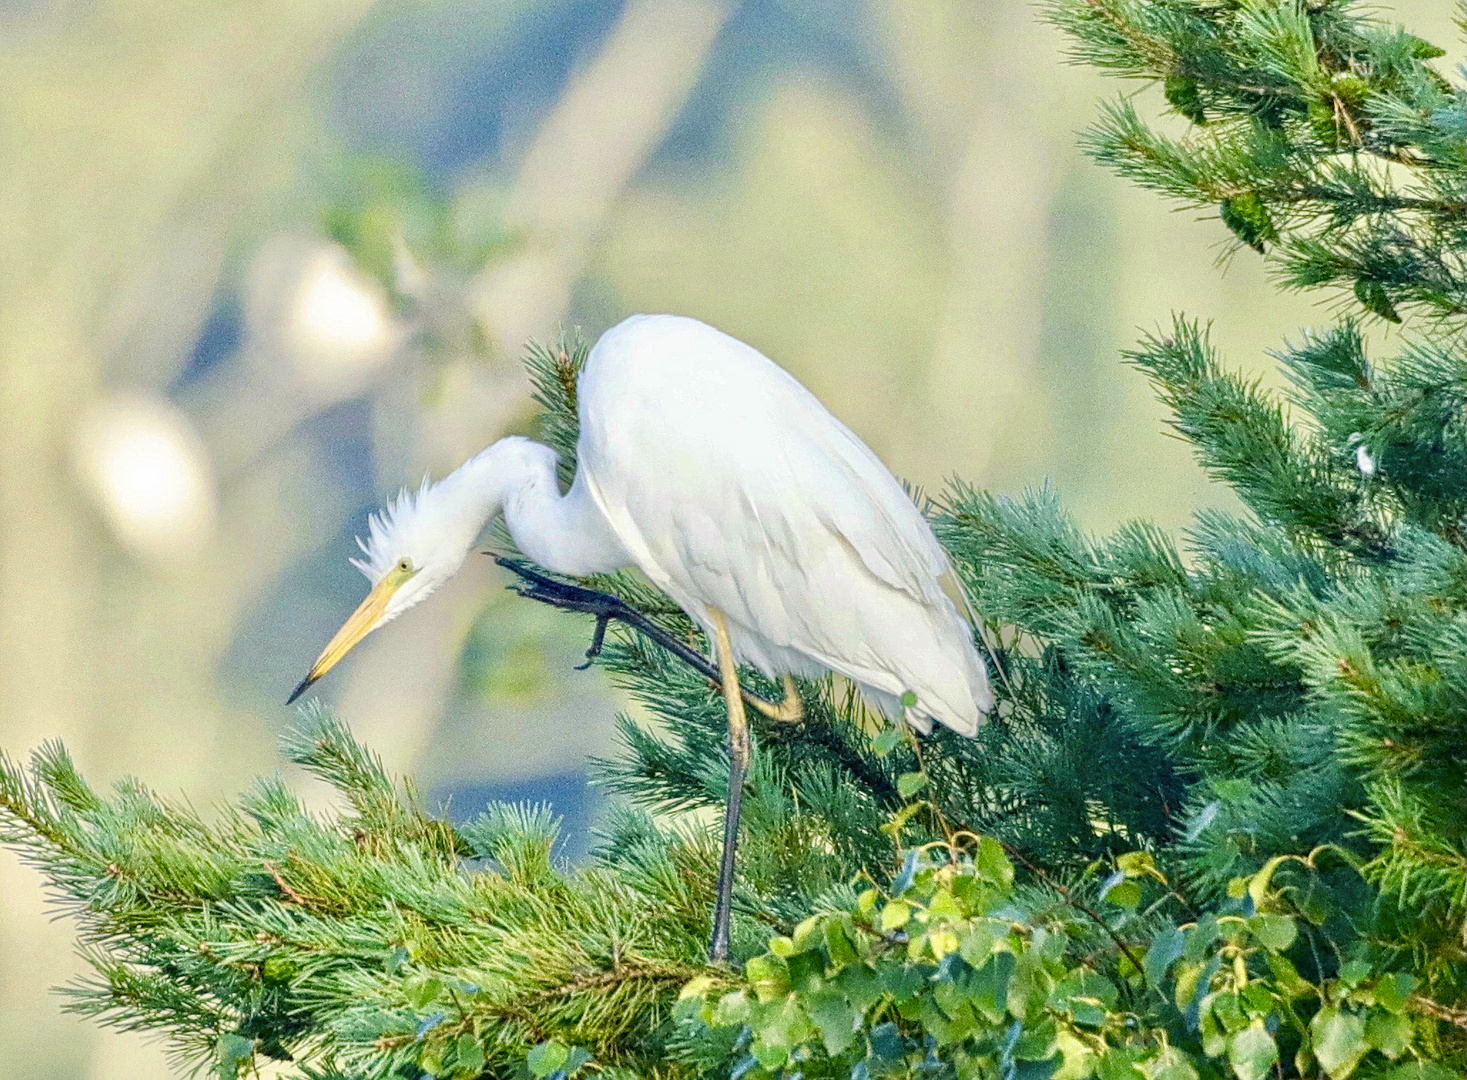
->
[288,475,484,703]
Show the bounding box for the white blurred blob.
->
[73,393,218,563]
[246,237,398,397]
[290,248,393,377]
[1347,433,1377,478]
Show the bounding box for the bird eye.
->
[396,558,413,573]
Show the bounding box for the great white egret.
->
[289,314,994,959]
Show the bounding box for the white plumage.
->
[576,315,993,735]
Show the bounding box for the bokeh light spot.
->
[288,247,395,387]
[73,394,218,563]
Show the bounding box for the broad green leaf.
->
[929,887,963,920]
[1211,990,1247,1033]
[1014,1018,1060,1061]
[792,914,822,950]
[713,990,752,1027]
[1034,926,1067,964]
[872,727,904,756]
[970,952,1015,1023]
[404,975,444,1009]
[1265,952,1312,998]
[1242,981,1274,1016]
[1185,917,1220,962]
[880,900,912,930]
[880,963,926,1004]
[824,917,859,966]
[806,990,860,1056]
[1146,927,1186,987]
[454,1034,485,1074]
[785,947,825,990]
[1373,973,1417,1013]
[927,927,961,959]
[1014,1056,1062,1080]
[1227,1020,1278,1080]
[960,921,1001,966]
[1007,950,1053,1021]
[745,954,790,999]
[1312,1007,1369,1079]
[1097,1050,1145,1080]
[1365,1011,1412,1059]
[1055,1031,1098,1080]
[1053,969,1119,1009]
[1249,913,1296,952]
[975,836,1014,888]
[836,962,882,1012]
[1101,879,1141,909]
[1174,961,1203,1010]
[1200,1005,1228,1057]
[1154,1049,1200,1080]
[751,997,807,1067]
[1385,1064,1458,1080]
[1068,997,1107,1027]
[897,770,927,799]
[527,1041,568,1078]
[751,1037,788,1069]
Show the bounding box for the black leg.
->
[708,729,746,963]
[491,556,789,717]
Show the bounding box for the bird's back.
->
[576,314,993,735]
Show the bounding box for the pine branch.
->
[1,1,1462,1075]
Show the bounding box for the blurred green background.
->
[0,0,1454,1074]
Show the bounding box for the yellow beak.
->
[287,574,402,703]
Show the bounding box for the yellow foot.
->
[749,674,804,724]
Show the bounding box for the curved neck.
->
[463,437,629,577]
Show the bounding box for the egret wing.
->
[581,318,938,615]
[576,316,991,732]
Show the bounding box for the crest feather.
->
[351,475,434,581]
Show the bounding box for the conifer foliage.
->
[0,1,1462,1077]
